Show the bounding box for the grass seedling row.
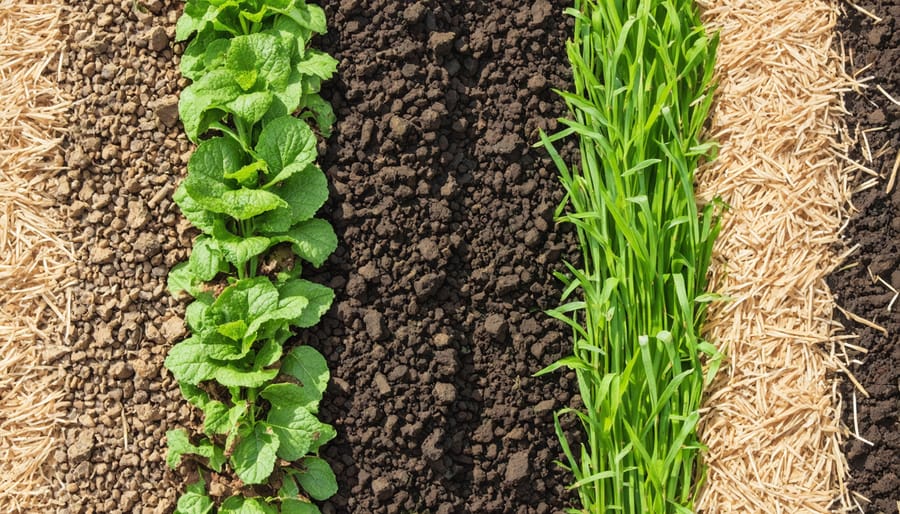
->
[538,1,722,512]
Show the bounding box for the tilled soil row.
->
[829,2,900,512]
[314,0,576,512]
[55,0,577,513]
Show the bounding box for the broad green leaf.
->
[261,382,319,415]
[254,338,283,369]
[203,334,251,361]
[271,67,304,118]
[217,319,249,340]
[282,346,329,398]
[270,16,311,62]
[165,430,224,472]
[278,472,300,498]
[231,424,279,485]
[185,294,213,332]
[179,70,242,141]
[268,218,337,268]
[179,382,211,410]
[300,94,335,138]
[181,28,231,80]
[255,167,328,232]
[202,400,229,434]
[205,277,279,346]
[247,293,308,338]
[220,496,278,514]
[215,366,278,388]
[211,224,271,268]
[175,0,218,41]
[174,183,221,235]
[308,420,336,454]
[240,4,269,24]
[185,138,287,221]
[261,162,307,190]
[226,91,273,126]
[224,159,267,186]
[233,69,258,91]
[209,276,278,322]
[226,33,291,91]
[188,136,244,181]
[174,477,214,514]
[265,0,293,9]
[256,116,317,184]
[292,457,337,500]
[165,338,217,385]
[185,137,287,221]
[281,500,321,514]
[190,236,225,282]
[168,261,199,298]
[165,429,195,469]
[274,3,327,33]
[278,280,334,328]
[294,49,338,80]
[205,400,247,435]
[263,406,317,461]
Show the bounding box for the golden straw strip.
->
[694,1,856,512]
[0,1,72,511]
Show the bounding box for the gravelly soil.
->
[829,2,900,513]
[54,0,580,513]
[55,1,194,513]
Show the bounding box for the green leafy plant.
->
[536,1,722,513]
[164,1,339,512]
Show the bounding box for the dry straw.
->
[693,1,858,512]
[0,1,73,511]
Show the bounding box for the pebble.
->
[147,26,169,52]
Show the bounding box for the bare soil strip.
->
[829,2,900,511]
[695,1,855,511]
[0,1,73,511]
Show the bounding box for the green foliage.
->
[537,0,722,512]
[177,1,337,142]
[165,0,339,511]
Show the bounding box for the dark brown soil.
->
[54,0,579,513]
[829,3,900,513]
[314,1,577,512]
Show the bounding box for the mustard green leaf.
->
[281,346,329,397]
[215,366,278,388]
[165,337,217,385]
[277,280,333,328]
[291,457,337,501]
[231,424,279,485]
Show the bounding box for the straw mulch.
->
[0,1,73,511]
[694,1,858,512]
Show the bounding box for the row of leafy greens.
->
[164,1,340,513]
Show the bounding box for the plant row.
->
[537,0,722,512]
[163,1,340,513]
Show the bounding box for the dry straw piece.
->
[694,1,856,512]
[0,1,73,511]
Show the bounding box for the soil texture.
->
[830,3,900,513]
[314,0,577,512]
[53,0,579,513]
[54,1,195,513]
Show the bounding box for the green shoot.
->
[537,1,722,512]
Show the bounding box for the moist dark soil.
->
[53,0,578,513]
[829,3,900,513]
[314,1,577,512]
